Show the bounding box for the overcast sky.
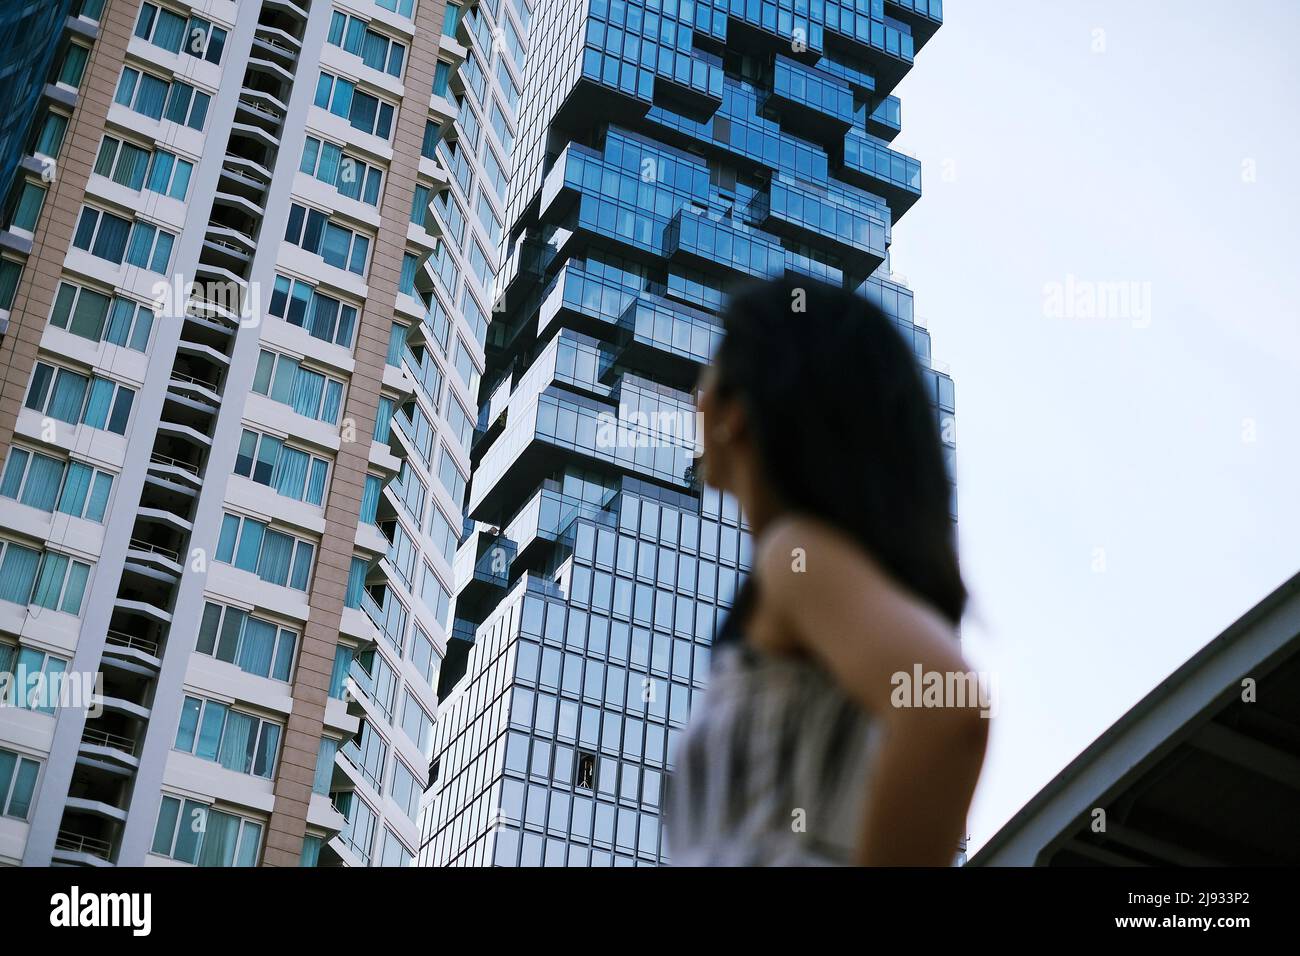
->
[888,0,1300,852]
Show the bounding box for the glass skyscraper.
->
[417,0,954,866]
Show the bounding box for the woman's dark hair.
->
[710,276,966,639]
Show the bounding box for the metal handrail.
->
[149,452,199,476]
[55,830,112,859]
[128,538,180,562]
[105,630,160,656]
[81,727,137,756]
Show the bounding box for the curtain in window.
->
[307,293,338,341]
[153,9,187,52]
[217,711,255,774]
[273,629,295,682]
[91,212,130,262]
[115,144,149,190]
[21,453,63,511]
[125,223,156,268]
[35,112,67,157]
[81,377,115,429]
[61,562,88,614]
[320,223,351,270]
[104,298,136,346]
[314,736,338,794]
[290,367,324,418]
[196,701,227,760]
[58,44,89,86]
[164,83,193,125]
[254,723,280,777]
[13,183,45,231]
[69,288,110,340]
[235,822,262,867]
[349,92,377,133]
[273,446,309,499]
[145,151,174,194]
[233,519,265,572]
[322,380,343,425]
[360,475,381,525]
[330,643,353,697]
[86,472,112,521]
[288,282,312,328]
[136,74,168,120]
[331,78,354,118]
[237,618,277,678]
[290,541,314,591]
[173,800,204,862]
[361,32,388,71]
[196,809,239,865]
[306,459,328,506]
[0,449,27,498]
[149,232,173,272]
[257,530,292,586]
[215,513,239,563]
[31,553,69,610]
[253,434,281,484]
[0,545,37,605]
[55,461,90,516]
[271,355,298,404]
[169,159,192,199]
[48,370,88,424]
[318,142,342,187]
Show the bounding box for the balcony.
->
[52,829,114,866]
[764,57,854,140]
[841,132,922,217]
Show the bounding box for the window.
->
[268,275,358,348]
[124,221,176,273]
[151,797,261,866]
[174,695,282,778]
[71,206,130,263]
[284,203,370,276]
[442,4,461,36]
[33,110,69,160]
[468,239,491,289]
[1,646,70,713]
[476,189,502,245]
[390,460,425,524]
[342,717,387,790]
[0,748,40,820]
[391,760,420,821]
[24,361,135,435]
[333,790,377,864]
[445,395,473,453]
[421,120,441,160]
[490,99,514,153]
[436,444,466,508]
[52,284,155,351]
[432,61,451,97]
[144,149,194,200]
[163,80,212,130]
[577,751,596,790]
[196,601,297,682]
[328,12,406,77]
[482,143,507,200]
[419,563,451,629]
[215,512,316,591]
[375,0,414,17]
[409,625,437,688]
[300,136,382,206]
[400,690,433,758]
[374,396,394,443]
[0,539,90,614]
[9,181,46,233]
[0,258,21,312]
[399,253,421,299]
[56,42,90,89]
[113,67,169,122]
[379,829,412,867]
[135,3,227,63]
[234,429,330,505]
[387,321,407,366]
[314,72,394,139]
[1,448,113,522]
[360,473,382,525]
[410,185,431,227]
[250,349,346,425]
[93,136,151,191]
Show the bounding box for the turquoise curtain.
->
[30,553,69,610]
[86,472,113,522]
[173,801,203,863]
[307,293,338,340]
[257,530,292,586]
[104,298,135,346]
[81,377,115,429]
[22,454,63,511]
[346,557,367,609]
[175,697,201,751]
[217,710,255,773]
[360,475,381,525]
[125,223,156,268]
[198,809,240,866]
[135,74,167,120]
[60,562,88,614]
[254,723,280,778]
[0,544,40,605]
[291,367,324,418]
[273,446,309,500]
[322,380,343,424]
[56,461,91,516]
[306,459,328,506]
[290,541,314,591]
[237,618,276,678]
[234,519,265,572]
[273,629,295,682]
[145,150,174,194]
[153,9,187,52]
[48,370,88,423]
[236,822,262,866]
[314,737,338,794]
[215,513,239,563]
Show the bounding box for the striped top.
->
[664,641,879,866]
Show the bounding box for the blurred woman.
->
[664,277,987,866]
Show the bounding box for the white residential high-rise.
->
[0,0,531,867]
